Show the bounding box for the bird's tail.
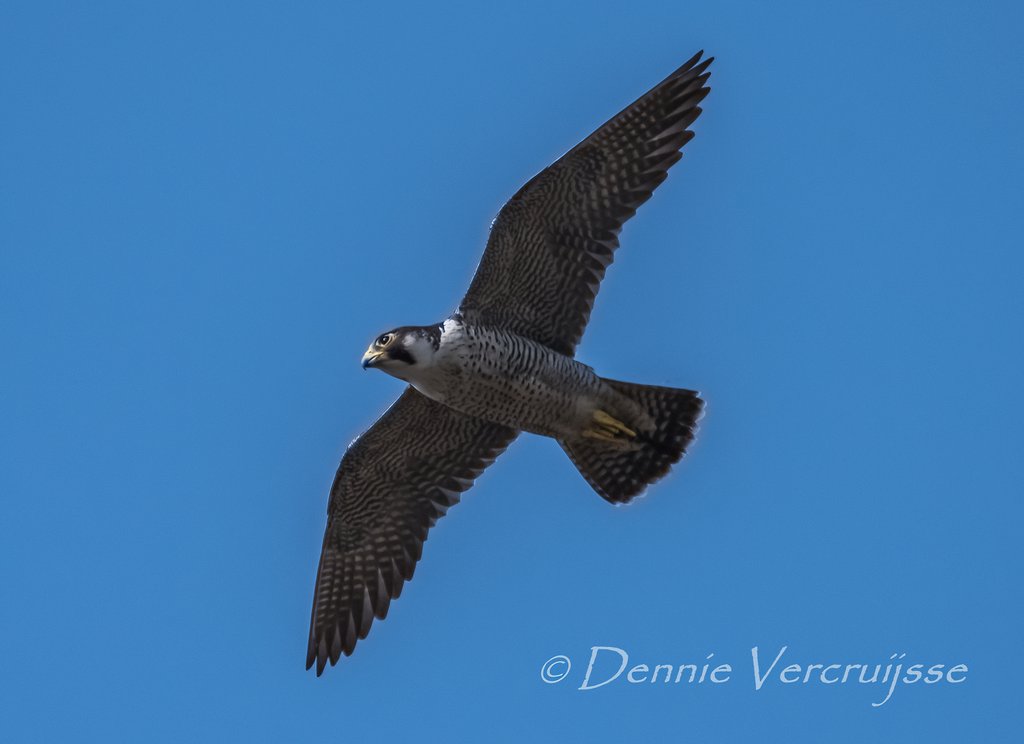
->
[558,378,704,504]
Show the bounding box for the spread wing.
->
[459,51,712,356]
[307,387,517,675]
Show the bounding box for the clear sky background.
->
[2,1,1021,741]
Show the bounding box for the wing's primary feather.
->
[459,51,712,355]
[307,387,517,674]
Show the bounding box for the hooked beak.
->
[361,349,384,369]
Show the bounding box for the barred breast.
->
[420,318,602,438]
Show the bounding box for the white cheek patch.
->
[403,336,415,347]
[440,318,463,343]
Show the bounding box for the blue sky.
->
[2,1,1021,741]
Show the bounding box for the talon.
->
[591,410,636,439]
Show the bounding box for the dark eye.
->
[376,333,392,347]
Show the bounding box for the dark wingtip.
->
[665,51,714,87]
[305,636,316,671]
[687,50,712,69]
[691,57,714,79]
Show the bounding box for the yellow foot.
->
[582,410,637,441]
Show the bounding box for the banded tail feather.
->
[559,379,704,503]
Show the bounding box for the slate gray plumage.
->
[308,51,713,675]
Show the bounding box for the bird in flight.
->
[307,51,712,675]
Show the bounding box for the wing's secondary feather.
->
[307,388,517,674]
[459,51,712,355]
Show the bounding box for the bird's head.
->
[360,326,438,381]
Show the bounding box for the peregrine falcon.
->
[308,51,712,674]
